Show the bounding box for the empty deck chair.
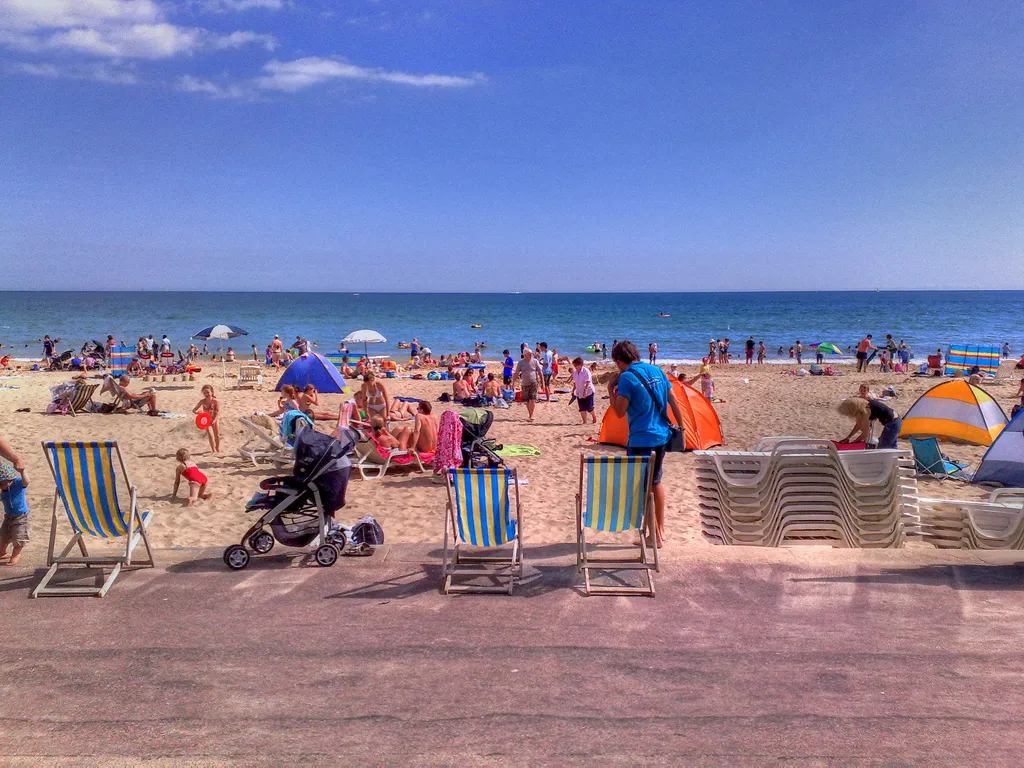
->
[236,364,263,389]
[237,417,294,468]
[910,436,972,480]
[576,454,658,596]
[443,467,523,594]
[33,441,155,598]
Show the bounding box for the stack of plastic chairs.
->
[697,440,919,548]
[918,489,1024,549]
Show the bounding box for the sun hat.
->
[0,463,18,483]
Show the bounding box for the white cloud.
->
[11,60,139,85]
[256,56,486,92]
[213,30,276,51]
[0,0,161,30]
[0,0,275,59]
[199,0,285,11]
[177,74,250,99]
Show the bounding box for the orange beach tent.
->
[599,376,723,450]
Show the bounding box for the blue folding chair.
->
[576,454,658,596]
[34,441,155,598]
[910,436,972,481]
[443,467,523,594]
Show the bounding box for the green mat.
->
[496,445,542,457]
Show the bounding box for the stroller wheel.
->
[223,545,250,570]
[314,544,338,567]
[249,531,275,555]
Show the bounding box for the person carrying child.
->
[193,384,221,453]
[0,462,29,566]
[173,449,212,506]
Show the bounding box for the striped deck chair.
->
[576,454,658,596]
[107,346,135,377]
[33,441,155,598]
[60,381,99,416]
[443,467,523,594]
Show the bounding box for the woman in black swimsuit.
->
[838,397,902,449]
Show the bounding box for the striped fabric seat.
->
[582,455,650,533]
[443,467,523,594]
[61,382,99,416]
[450,468,516,546]
[576,454,658,596]
[33,441,154,598]
[107,346,135,377]
[324,352,365,371]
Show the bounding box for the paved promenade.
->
[3,545,1024,765]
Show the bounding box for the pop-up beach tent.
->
[972,410,1024,487]
[599,376,723,450]
[945,345,1001,376]
[276,353,348,394]
[899,379,1007,446]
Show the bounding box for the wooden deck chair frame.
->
[443,467,523,595]
[61,381,99,416]
[576,454,659,596]
[33,441,155,598]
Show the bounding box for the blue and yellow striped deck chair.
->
[576,454,658,596]
[443,467,523,594]
[34,441,155,598]
[107,346,135,378]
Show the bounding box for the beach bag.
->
[809,364,824,376]
[349,516,384,547]
[427,371,440,380]
[502,388,515,402]
[624,369,685,452]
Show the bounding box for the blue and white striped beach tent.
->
[973,410,1024,488]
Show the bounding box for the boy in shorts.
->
[0,463,29,566]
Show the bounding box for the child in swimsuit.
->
[173,448,212,506]
[193,385,221,453]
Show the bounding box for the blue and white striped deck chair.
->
[576,454,658,596]
[33,441,155,598]
[443,467,523,594]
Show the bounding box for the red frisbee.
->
[195,412,212,430]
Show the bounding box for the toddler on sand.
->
[0,463,29,566]
[173,449,212,506]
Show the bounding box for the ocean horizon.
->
[1,290,1019,365]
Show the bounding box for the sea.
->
[0,291,1019,365]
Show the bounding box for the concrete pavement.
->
[3,545,1024,765]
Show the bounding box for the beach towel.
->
[433,410,463,472]
[495,445,541,457]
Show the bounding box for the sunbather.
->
[370,417,401,450]
[269,385,302,416]
[392,402,439,452]
[103,375,158,415]
[361,373,391,421]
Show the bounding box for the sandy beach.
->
[1,359,1020,554]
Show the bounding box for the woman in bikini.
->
[361,373,391,422]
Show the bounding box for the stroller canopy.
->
[293,428,358,514]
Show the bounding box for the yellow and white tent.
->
[900,380,1008,446]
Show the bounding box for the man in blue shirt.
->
[608,341,685,549]
[0,461,30,566]
[502,349,515,387]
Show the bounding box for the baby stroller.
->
[224,426,379,569]
[459,407,504,468]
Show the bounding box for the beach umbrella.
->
[342,329,387,358]
[812,342,843,355]
[192,324,249,378]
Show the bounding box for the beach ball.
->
[195,412,213,431]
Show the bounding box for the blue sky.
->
[1,0,1022,291]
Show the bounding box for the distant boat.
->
[470,324,482,329]
[658,313,671,317]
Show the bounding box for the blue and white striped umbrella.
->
[192,324,249,341]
